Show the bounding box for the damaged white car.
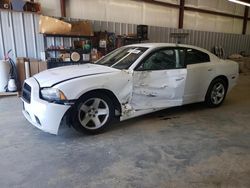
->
[21,43,238,135]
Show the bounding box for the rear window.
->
[185,48,210,65]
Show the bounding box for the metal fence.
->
[0,10,250,60]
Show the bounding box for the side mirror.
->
[135,66,143,71]
[123,69,133,74]
[135,63,146,71]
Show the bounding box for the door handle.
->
[208,68,213,71]
[176,77,184,81]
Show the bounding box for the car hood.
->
[34,64,119,87]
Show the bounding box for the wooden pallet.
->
[0,92,20,97]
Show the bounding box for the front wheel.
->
[205,78,227,107]
[72,93,115,134]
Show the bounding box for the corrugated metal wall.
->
[91,20,250,57]
[0,10,250,61]
[0,11,44,60]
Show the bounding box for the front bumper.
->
[21,77,70,135]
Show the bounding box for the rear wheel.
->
[72,93,115,134]
[205,78,227,107]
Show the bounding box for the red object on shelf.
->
[24,1,41,13]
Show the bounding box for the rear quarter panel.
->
[214,59,239,92]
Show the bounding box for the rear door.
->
[131,48,187,110]
[182,48,216,104]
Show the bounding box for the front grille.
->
[22,83,31,103]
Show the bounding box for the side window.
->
[178,49,185,68]
[185,48,210,65]
[137,48,184,71]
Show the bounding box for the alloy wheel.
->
[211,83,225,105]
[78,98,110,130]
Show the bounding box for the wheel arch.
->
[77,89,122,116]
[205,75,229,100]
[204,75,229,107]
[211,75,229,90]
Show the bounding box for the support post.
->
[60,0,66,17]
[179,0,185,29]
[243,6,249,35]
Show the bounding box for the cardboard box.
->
[39,15,72,35]
[16,57,27,90]
[38,61,47,72]
[229,57,250,73]
[71,21,94,36]
[39,16,93,36]
[30,59,48,75]
[29,58,39,76]
[16,58,48,91]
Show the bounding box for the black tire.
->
[71,92,115,134]
[205,78,227,108]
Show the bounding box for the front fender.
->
[53,71,133,105]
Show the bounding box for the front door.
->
[131,48,187,110]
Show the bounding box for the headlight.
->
[41,88,67,102]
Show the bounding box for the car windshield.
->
[95,47,148,69]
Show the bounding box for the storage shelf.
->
[43,34,93,38]
[47,60,90,69]
[123,37,148,41]
[0,8,41,15]
[48,61,72,63]
[46,49,71,52]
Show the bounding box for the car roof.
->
[127,43,211,54]
[127,43,219,62]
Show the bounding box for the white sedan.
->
[21,43,238,135]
